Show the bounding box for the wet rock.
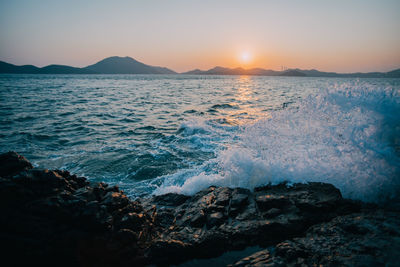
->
[0,152,155,266]
[74,186,96,201]
[255,193,292,211]
[189,210,207,227]
[231,210,400,266]
[207,211,225,227]
[230,189,250,207]
[152,193,190,206]
[101,191,130,211]
[231,250,280,267]
[214,187,231,206]
[1,152,397,267]
[142,182,357,265]
[0,151,33,177]
[152,209,175,228]
[264,208,282,218]
[118,212,146,229]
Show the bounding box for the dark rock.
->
[0,151,33,177]
[255,193,292,211]
[74,186,96,201]
[230,189,250,207]
[231,210,400,266]
[118,212,146,229]
[115,228,138,244]
[189,209,207,227]
[264,207,281,218]
[207,211,225,227]
[1,151,397,267]
[152,192,190,206]
[214,187,231,206]
[141,182,356,265]
[149,239,191,261]
[101,191,130,211]
[231,250,280,267]
[0,152,155,266]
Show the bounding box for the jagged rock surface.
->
[0,151,398,266]
[231,210,400,266]
[141,183,359,264]
[0,152,156,266]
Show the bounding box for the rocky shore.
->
[0,151,399,266]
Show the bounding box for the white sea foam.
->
[155,82,400,202]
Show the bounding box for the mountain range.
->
[183,66,400,78]
[1,56,399,78]
[0,56,176,75]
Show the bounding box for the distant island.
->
[1,56,399,77]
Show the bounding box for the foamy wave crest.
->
[155,81,400,202]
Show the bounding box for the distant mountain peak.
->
[84,56,176,74]
[93,56,139,64]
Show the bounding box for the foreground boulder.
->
[0,151,398,266]
[141,183,359,264]
[231,210,400,266]
[0,152,156,266]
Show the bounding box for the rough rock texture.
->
[0,151,399,266]
[142,184,359,265]
[231,210,400,266]
[0,152,156,266]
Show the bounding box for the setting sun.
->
[239,51,252,64]
[1,1,399,265]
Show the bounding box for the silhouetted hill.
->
[386,68,400,78]
[182,67,304,76]
[293,69,388,78]
[280,70,307,77]
[183,66,280,76]
[0,61,95,74]
[1,58,399,77]
[0,61,40,73]
[84,56,176,74]
[183,66,400,78]
[184,69,203,75]
[40,65,95,74]
[0,57,176,74]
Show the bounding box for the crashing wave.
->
[154,81,400,202]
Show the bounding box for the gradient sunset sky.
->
[1,0,399,72]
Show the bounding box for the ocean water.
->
[0,74,399,202]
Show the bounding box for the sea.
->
[0,74,399,202]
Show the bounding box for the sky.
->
[0,0,399,72]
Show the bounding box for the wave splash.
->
[155,81,400,202]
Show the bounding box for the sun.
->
[239,51,252,64]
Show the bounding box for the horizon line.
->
[1,56,399,74]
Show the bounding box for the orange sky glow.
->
[0,0,399,73]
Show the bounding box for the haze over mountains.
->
[0,56,399,78]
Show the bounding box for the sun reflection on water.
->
[222,75,270,125]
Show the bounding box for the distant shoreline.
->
[1,56,399,78]
[1,72,400,79]
[2,74,400,79]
